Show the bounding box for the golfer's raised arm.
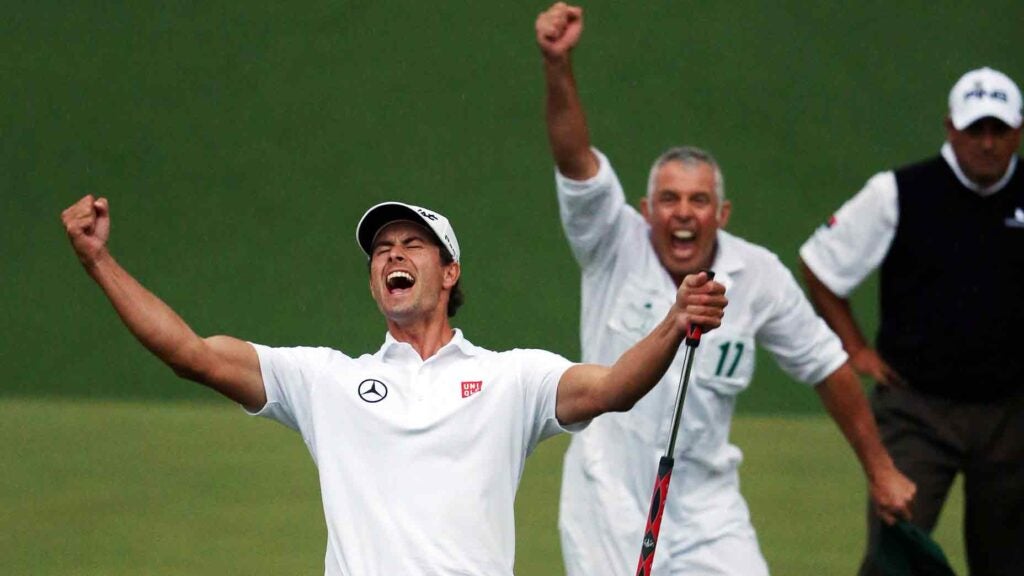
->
[61,195,266,410]
[555,272,726,425]
[537,2,598,180]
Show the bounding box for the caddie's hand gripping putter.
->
[635,271,715,576]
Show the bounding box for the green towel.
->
[876,519,956,576]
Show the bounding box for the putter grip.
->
[635,456,674,576]
[685,270,716,346]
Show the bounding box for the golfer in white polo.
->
[60,195,727,575]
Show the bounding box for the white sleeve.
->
[798,171,899,297]
[508,349,580,453]
[555,148,637,270]
[246,344,335,433]
[756,259,848,385]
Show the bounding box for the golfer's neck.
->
[386,315,455,361]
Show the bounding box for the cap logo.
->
[417,208,439,221]
[964,81,1009,103]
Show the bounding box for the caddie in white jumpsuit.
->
[535,4,916,575]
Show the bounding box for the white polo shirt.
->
[799,143,1020,296]
[555,149,846,575]
[248,329,575,576]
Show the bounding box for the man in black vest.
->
[799,67,1023,576]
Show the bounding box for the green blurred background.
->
[4,1,1021,573]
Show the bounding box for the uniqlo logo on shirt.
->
[461,381,483,398]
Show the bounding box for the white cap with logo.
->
[948,67,1022,130]
[357,202,461,263]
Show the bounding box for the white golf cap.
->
[948,67,1022,130]
[356,201,461,263]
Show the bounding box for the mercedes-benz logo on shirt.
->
[358,379,388,403]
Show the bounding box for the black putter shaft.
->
[665,343,697,457]
[635,271,714,576]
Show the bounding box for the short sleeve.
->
[508,349,579,452]
[246,344,336,433]
[799,171,899,297]
[756,259,848,385]
[555,148,638,270]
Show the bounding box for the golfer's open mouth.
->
[386,270,416,293]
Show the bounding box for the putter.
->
[635,271,715,576]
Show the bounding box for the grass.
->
[1,398,966,575]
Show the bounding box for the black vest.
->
[878,155,1024,401]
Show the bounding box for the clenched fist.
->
[536,2,584,62]
[61,195,111,267]
[674,272,727,336]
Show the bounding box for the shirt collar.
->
[941,142,1018,197]
[711,230,745,276]
[377,328,479,362]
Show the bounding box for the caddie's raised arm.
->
[554,272,726,425]
[61,195,266,410]
[536,2,598,180]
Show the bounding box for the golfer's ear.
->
[443,262,460,289]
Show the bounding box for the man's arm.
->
[555,272,726,425]
[799,259,905,387]
[536,2,598,180]
[61,195,266,410]
[815,363,915,524]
